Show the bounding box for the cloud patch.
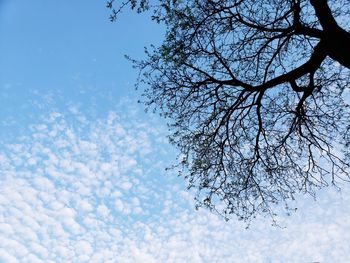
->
[0,107,349,262]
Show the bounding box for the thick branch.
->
[310,0,339,31]
[255,41,327,89]
[187,41,327,93]
[310,0,350,68]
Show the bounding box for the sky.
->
[0,1,350,262]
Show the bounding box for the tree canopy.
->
[108,0,350,221]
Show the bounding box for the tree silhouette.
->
[108,0,350,221]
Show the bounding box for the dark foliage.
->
[108,0,350,221]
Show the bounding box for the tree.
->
[108,0,350,221]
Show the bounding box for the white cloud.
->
[75,240,93,255]
[0,249,20,263]
[0,107,349,263]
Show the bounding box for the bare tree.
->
[108,0,350,221]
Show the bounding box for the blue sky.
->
[0,1,350,262]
